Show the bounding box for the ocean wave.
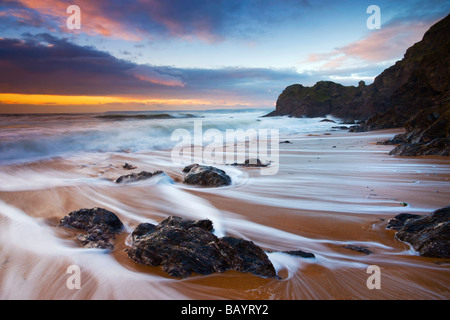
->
[95,113,202,121]
[0,110,339,164]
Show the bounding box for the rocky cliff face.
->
[358,13,449,131]
[267,14,450,156]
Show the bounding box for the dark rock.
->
[115,170,164,184]
[128,226,234,278]
[60,207,123,232]
[59,207,123,249]
[282,250,315,258]
[229,158,270,167]
[221,236,277,277]
[343,244,373,255]
[76,225,116,249]
[183,164,231,187]
[280,140,293,144]
[182,163,198,173]
[389,139,450,156]
[320,119,336,123]
[123,163,136,170]
[159,215,213,232]
[377,133,408,145]
[387,105,450,156]
[130,222,157,242]
[126,216,277,279]
[386,213,421,230]
[388,206,450,258]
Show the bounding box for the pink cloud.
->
[13,0,221,42]
[337,20,433,62]
[305,19,438,70]
[128,65,186,87]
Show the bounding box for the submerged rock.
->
[282,250,316,258]
[183,164,231,187]
[122,163,136,170]
[343,244,373,255]
[320,119,336,123]
[387,206,450,258]
[229,158,270,167]
[59,207,123,249]
[126,216,277,278]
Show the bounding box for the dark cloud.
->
[0,34,305,104]
[0,34,146,96]
[3,0,312,41]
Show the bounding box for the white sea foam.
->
[0,110,339,164]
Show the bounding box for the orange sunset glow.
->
[0,93,218,106]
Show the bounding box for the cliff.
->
[266,14,450,156]
[264,80,368,120]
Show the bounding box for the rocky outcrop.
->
[126,216,277,278]
[385,213,421,231]
[183,164,231,187]
[387,206,450,258]
[387,103,450,156]
[267,14,450,156]
[59,207,124,249]
[264,81,368,120]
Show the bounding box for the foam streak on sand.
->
[0,111,449,299]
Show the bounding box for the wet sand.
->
[0,128,449,300]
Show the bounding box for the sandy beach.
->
[0,127,449,300]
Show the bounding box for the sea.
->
[0,109,340,164]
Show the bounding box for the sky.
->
[0,0,449,113]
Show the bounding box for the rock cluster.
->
[127,216,277,278]
[58,208,319,279]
